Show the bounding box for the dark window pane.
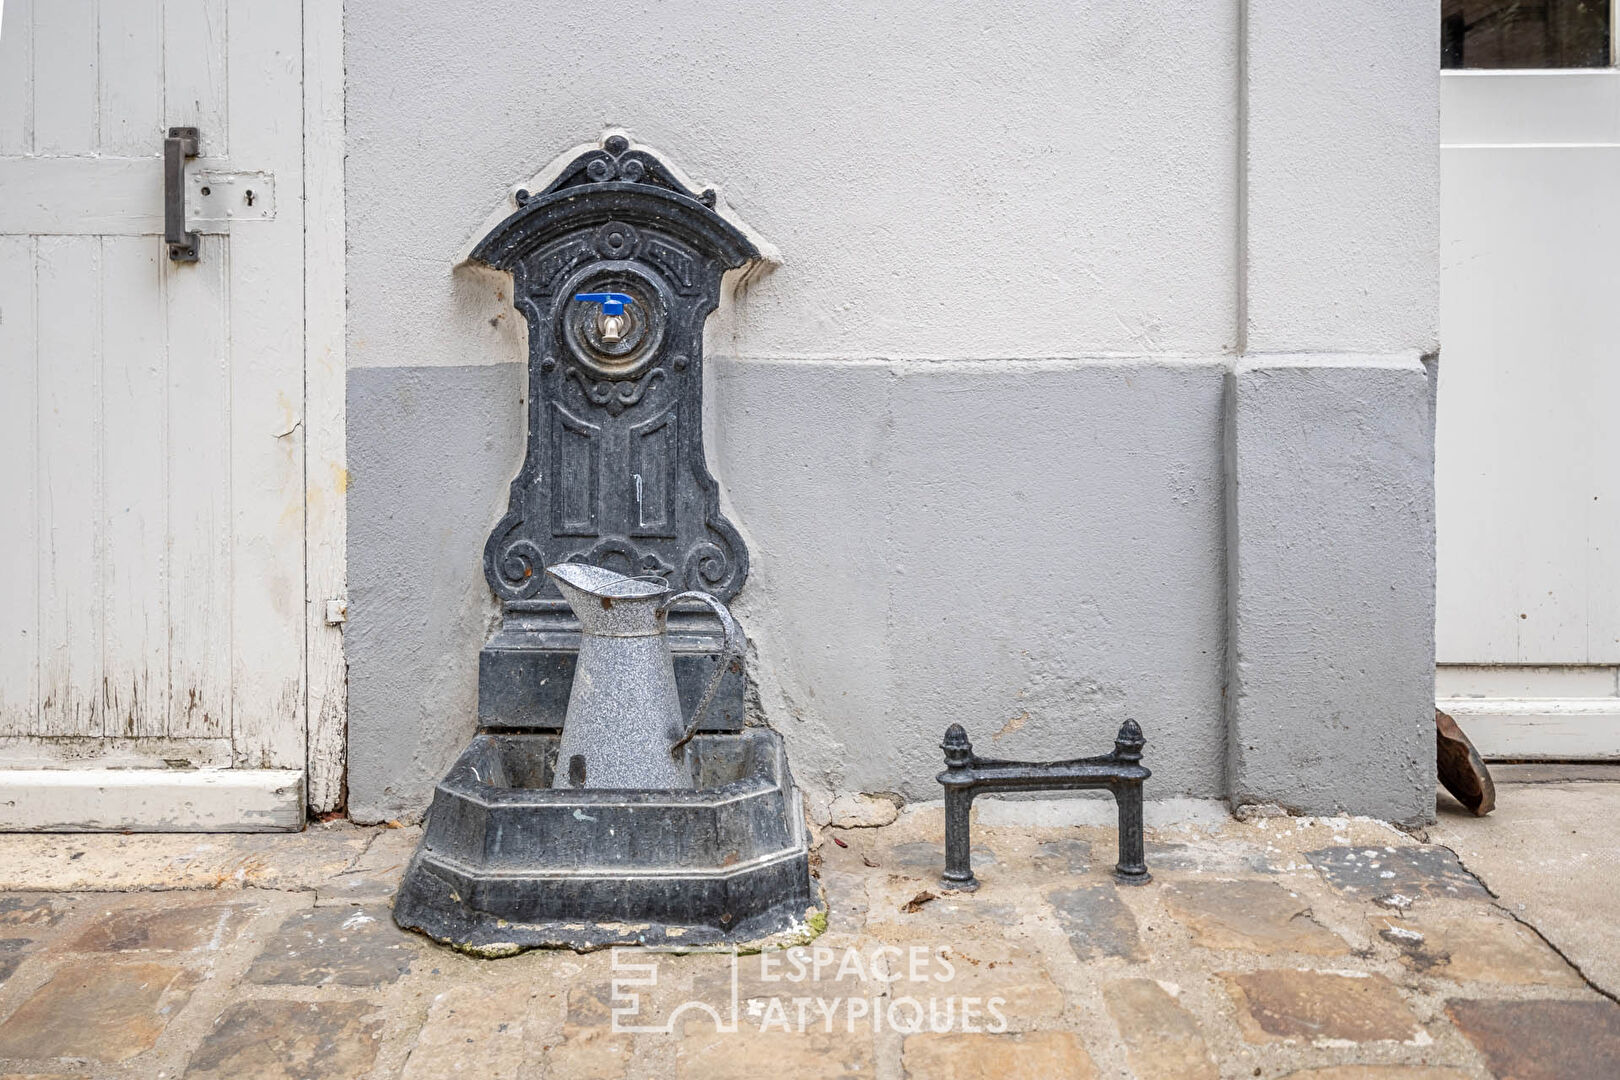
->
[1442,0,1611,68]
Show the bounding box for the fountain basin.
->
[393,729,819,951]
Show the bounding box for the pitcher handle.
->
[662,590,744,759]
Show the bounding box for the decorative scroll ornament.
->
[470,135,759,605]
[566,365,666,416]
[488,526,546,597]
[512,135,719,208]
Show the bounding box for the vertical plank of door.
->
[96,0,162,156]
[0,0,34,154]
[36,236,102,736]
[225,0,304,769]
[304,0,349,810]
[163,0,231,741]
[0,238,39,734]
[102,237,170,737]
[164,0,227,157]
[165,238,231,740]
[98,0,170,738]
[30,0,95,155]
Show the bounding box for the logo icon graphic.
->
[611,946,739,1034]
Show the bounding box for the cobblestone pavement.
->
[0,781,1613,1079]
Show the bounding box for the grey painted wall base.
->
[347,363,522,824]
[345,354,1436,826]
[711,356,1229,810]
[1224,354,1436,825]
[346,357,1230,823]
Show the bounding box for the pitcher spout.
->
[545,563,671,637]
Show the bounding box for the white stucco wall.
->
[346,2,1240,376]
[344,1,1439,824]
[1243,3,1440,352]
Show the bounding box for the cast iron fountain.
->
[394,136,819,952]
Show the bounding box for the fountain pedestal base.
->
[393,730,820,953]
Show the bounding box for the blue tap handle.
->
[574,292,635,316]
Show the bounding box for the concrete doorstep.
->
[0,784,1613,1078]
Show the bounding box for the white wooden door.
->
[0,0,345,827]
[1437,66,1620,757]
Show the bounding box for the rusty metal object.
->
[1436,708,1495,816]
[937,720,1151,890]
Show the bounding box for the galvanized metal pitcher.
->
[545,563,743,790]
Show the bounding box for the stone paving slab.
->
[1159,880,1348,956]
[0,959,198,1063]
[1221,969,1426,1046]
[1306,846,1491,903]
[244,904,418,988]
[1102,977,1219,1080]
[0,897,74,988]
[1430,783,1620,998]
[678,1017,877,1079]
[67,895,264,954]
[1446,997,1620,1079]
[185,1000,384,1080]
[0,897,71,929]
[1373,911,1586,988]
[0,943,30,984]
[1047,882,1145,961]
[0,792,1612,1077]
[551,981,634,1079]
[901,1029,1095,1078]
[397,985,529,1080]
